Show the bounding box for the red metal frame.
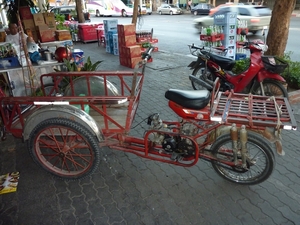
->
[0,71,297,167]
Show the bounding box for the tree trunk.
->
[153,0,157,12]
[265,0,296,57]
[131,0,140,25]
[75,0,85,23]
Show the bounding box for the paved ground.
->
[1,42,300,225]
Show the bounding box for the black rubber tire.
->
[170,11,173,15]
[210,131,275,185]
[159,11,162,15]
[252,79,289,98]
[194,11,197,16]
[28,118,100,180]
[122,10,127,17]
[191,66,216,90]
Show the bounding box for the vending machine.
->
[214,12,237,59]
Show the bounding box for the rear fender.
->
[187,57,205,70]
[23,105,103,142]
[257,70,286,83]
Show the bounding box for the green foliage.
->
[279,51,300,89]
[81,56,103,71]
[232,58,250,74]
[41,0,51,12]
[55,14,70,30]
[54,56,103,72]
[63,58,78,72]
[231,52,300,89]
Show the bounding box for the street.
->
[91,14,300,60]
[1,13,300,225]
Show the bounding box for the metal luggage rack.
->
[210,91,297,130]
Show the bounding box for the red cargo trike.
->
[0,49,297,185]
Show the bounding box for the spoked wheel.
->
[210,131,275,185]
[252,80,288,98]
[28,118,100,180]
[191,66,215,90]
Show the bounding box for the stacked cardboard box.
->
[19,8,72,44]
[21,11,56,43]
[103,19,118,55]
[118,24,142,69]
[20,6,38,42]
[0,31,6,42]
[34,13,56,43]
[55,30,72,41]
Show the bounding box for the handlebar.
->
[188,44,228,57]
[141,46,154,61]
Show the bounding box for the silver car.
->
[193,5,271,34]
[157,4,183,15]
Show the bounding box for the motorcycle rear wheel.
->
[210,131,275,185]
[191,66,215,90]
[252,80,288,98]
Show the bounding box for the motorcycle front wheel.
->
[252,80,288,98]
[210,131,275,185]
[191,66,215,90]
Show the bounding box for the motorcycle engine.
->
[147,114,196,158]
[162,135,195,157]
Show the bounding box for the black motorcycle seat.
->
[165,89,210,110]
[208,52,236,71]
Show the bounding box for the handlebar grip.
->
[142,46,154,60]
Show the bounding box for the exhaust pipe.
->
[189,75,213,91]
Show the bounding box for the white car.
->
[157,4,183,15]
[193,5,271,34]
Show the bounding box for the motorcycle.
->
[0,47,297,185]
[188,30,289,97]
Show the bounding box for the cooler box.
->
[78,23,103,43]
[0,57,20,69]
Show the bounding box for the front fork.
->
[259,82,266,96]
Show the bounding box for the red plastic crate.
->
[78,23,103,42]
[200,34,224,42]
[237,28,249,35]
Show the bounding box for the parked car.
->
[193,5,271,34]
[127,4,151,15]
[50,5,91,22]
[191,3,215,16]
[157,4,183,15]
